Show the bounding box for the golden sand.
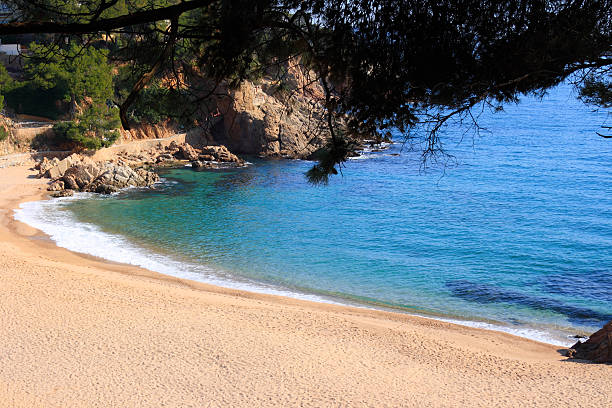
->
[0,163,610,407]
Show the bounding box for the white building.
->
[0,41,20,55]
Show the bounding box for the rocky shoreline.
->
[36,141,246,197]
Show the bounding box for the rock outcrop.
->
[110,141,244,168]
[211,60,328,159]
[62,162,159,194]
[198,145,243,164]
[38,153,160,195]
[38,154,81,179]
[567,320,612,363]
[36,142,244,196]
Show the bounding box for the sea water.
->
[15,84,612,345]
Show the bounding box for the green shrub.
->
[52,104,120,150]
[0,126,8,142]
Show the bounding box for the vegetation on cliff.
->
[2,40,120,149]
[0,1,610,180]
[0,125,7,142]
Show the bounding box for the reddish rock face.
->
[569,320,612,363]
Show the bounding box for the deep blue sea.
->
[16,84,612,345]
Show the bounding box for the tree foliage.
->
[580,76,612,109]
[0,64,12,113]
[25,41,113,111]
[0,0,611,177]
[17,40,118,150]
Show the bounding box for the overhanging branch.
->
[0,0,214,35]
[119,17,180,130]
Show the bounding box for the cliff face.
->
[211,63,328,159]
[2,62,329,160]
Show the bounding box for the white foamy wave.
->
[434,317,573,346]
[13,196,341,305]
[348,153,377,161]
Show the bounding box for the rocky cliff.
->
[211,62,329,159]
[2,61,330,160]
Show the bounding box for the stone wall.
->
[0,115,54,156]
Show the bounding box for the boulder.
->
[44,154,81,179]
[62,164,101,190]
[191,160,213,169]
[51,190,74,198]
[38,157,60,177]
[63,174,80,190]
[568,320,612,363]
[200,145,243,164]
[136,168,159,185]
[47,180,65,191]
[177,143,200,161]
[92,183,119,194]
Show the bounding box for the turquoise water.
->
[20,85,612,344]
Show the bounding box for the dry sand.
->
[0,163,610,407]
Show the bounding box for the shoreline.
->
[1,162,610,407]
[14,180,577,347]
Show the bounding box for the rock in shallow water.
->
[50,190,74,198]
[47,180,65,191]
[191,160,213,169]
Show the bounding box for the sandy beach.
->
[0,162,610,407]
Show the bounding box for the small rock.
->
[51,190,74,198]
[93,184,119,194]
[47,180,65,191]
[191,160,212,169]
